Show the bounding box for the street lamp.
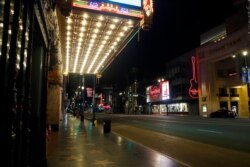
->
[158,78,165,83]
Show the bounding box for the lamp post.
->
[92,74,96,126]
[133,93,150,114]
[80,75,84,121]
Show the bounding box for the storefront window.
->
[167,103,188,112]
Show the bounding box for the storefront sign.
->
[167,103,188,112]
[161,81,169,100]
[72,0,143,18]
[86,87,93,97]
[108,0,142,7]
[242,67,250,83]
[141,0,154,30]
[149,86,161,98]
[147,81,170,102]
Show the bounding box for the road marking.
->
[197,129,222,134]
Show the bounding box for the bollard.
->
[103,119,111,133]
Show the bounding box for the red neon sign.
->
[149,86,161,97]
[147,81,170,102]
[189,56,198,98]
[143,0,153,17]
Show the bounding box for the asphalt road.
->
[92,113,250,167]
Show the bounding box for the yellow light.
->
[79,32,83,37]
[81,20,87,25]
[123,26,128,31]
[243,51,248,56]
[80,27,85,32]
[104,36,109,40]
[96,22,102,27]
[110,24,115,29]
[113,18,119,23]
[107,31,112,35]
[116,37,121,41]
[119,32,124,36]
[99,16,104,21]
[67,18,72,24]
[83,13,88,18]
[66,25,71,30]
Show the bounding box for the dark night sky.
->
[99,0,236,89]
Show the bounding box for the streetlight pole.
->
[80,75,84,121]
[92,74,96,126]
[133,93,151,115]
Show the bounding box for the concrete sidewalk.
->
[46,113,187,167]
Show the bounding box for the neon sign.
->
[189,56,198,98]
[143,0,153,17]
[161,81,170,100]
[149,86,161,97]
[72,0,143,18]
[108,0,142,7]
[147,81,170,102]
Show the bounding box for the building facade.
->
[196,3,250,118]
[164,50,199,115]
[0,0,61,166]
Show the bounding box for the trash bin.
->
[103,119,111,133]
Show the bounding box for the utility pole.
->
[92,74,96,126]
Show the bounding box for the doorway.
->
[231,101,238,114]
[219,101,228,110]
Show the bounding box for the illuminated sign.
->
[86,88,93,97]
[108,0,142,7]
[189,56,198,98]
[146,81,170,102]
[143,0,153,17]
[161,81,169,100]
[167,103,188,112]
[140,0,154,30]
[72,0,143,18]
[149,86,161,98]
[242,67,250,83]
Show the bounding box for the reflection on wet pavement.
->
[47,114,188,167]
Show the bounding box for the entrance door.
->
[231,101,238,114]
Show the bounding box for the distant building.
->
[143,49,199,115]
[196,1,250,118]
[164,50,199,115]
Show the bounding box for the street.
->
[93,113,250,167]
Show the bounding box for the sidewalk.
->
[46,113,187,167]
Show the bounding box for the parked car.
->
[210,109,237,118]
